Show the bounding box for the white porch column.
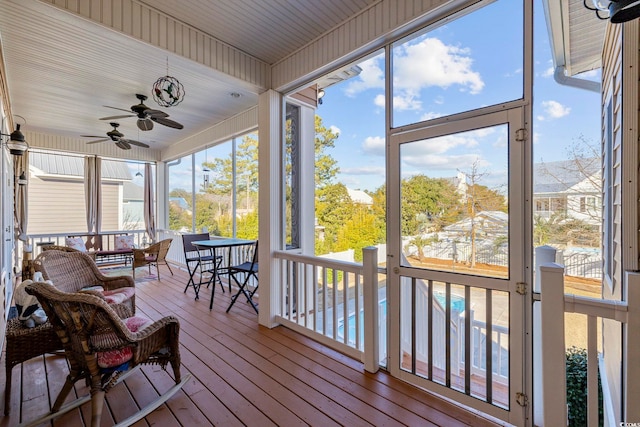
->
[258,89,284,328]
[539,262,566,427]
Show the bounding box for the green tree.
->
[335,205,385,261]
[459,160,507,267]
[401,175,462,236]
[315,183,354,254]
[313,115,339,188]
[168,201,191,231]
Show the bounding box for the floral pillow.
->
[114,235,134,250]
[96,315,152,369]
[65,236,87,252]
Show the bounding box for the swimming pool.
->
[337,291,466,347]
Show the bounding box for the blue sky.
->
[315,0,601,192]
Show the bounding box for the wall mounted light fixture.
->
[1,124,29,156]
[584,0,640,23]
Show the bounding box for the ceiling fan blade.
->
[86,138,109,144]
[100,114,135,120]
[103,105,134,113]
[116,140,131,150]
[152,116,184,129]
[121,138,149,148]
[137,118,154,131]
[81,134,106,138]
[144,109,169,119]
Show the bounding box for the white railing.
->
[537,248,628,427]
[272,247,381,371]
[24,230,148,267]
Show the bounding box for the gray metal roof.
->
[534,158,600,194]
[29,151,132,180]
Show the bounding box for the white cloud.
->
[362,136,385,156]
[393,94,422,111]
[402,154,489,172]
[375,93,422,111]
[394,37,484,95]
[541,100,571,119]
[330,125,341,136]
[341,166,386,175]
[374,94,385,108]
[542,67,554,78]
[344,57,385,96]
[420,111,443,121]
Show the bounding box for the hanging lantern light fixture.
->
[152,57,185,107]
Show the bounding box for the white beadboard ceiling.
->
[0,0,377,157]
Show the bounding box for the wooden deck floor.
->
[1,265,501,426]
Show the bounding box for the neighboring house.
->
[346,188,373,205]
[533,158,601,225]
[27,151,132,234]
[441,210,508,241]
[122,181,144,230]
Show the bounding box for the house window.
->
[536,199,549,212]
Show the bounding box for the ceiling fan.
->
[100,93,184,131]
[81,122,150,150]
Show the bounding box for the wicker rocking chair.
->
[24,281,189,427]
[33,249,136,314]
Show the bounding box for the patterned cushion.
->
[65,236,87,252]
[114,235,135,250]
[102,287,135,305]
[96,315,152,368]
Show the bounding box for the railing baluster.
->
[486,289,493,404]
[445,283,451,388]
[465,285,471,395]
[427,280,433,379]
[587,315,598,426]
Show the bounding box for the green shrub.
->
[565,346,603,426]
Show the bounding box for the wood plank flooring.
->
[1,265,502,426]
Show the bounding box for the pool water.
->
[338,292,466,346]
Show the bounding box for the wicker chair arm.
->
[97,274,135,292]
[131,316,180,363]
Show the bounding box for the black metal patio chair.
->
[182,233,224,300]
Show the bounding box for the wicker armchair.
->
[132,238,174,280]
[33,249,135,314]
[24,281,187,427]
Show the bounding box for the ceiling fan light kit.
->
[100,93,184,131]
[81,122,150,150]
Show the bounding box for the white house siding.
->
[601,22,624,423]
[27,175,121,235]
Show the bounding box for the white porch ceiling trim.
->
[26,131,162,162]
[543,0,607,77]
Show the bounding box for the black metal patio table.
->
[192,238,255,310]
